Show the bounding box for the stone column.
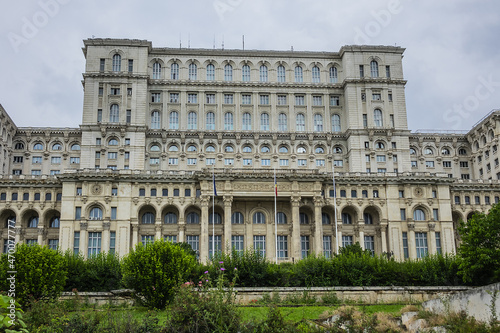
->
[37,227,45,246]
[313,197,324,255]
[267,216,275,262]
[358,223,365,250]
[80,222,88,258]
[14,227,22,244]
[408,223,416,259]
[200,196,210,263]
[131,223,139,249]
[380,223,388,253]
[102,222,110,253]
[178,222,185,243]
[223,196,233,252]
[155,217,162,240]
[291,196,301,261]
[428,223,436,255]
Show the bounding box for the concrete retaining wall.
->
[422,282,500,323]
[60,286,471,306]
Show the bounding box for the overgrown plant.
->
[0,295,28,333]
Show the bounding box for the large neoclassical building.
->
[1,38,499,262]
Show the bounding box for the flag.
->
[213,171,217,196]
[274,169,277,196]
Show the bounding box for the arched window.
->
[425,148,434,155]
[242,145,252,153]
[375,141,385,149]
[108,138,119,146]
[151,111,161,129]
[242,65,250,81]
[374,109,383,127]
[363,213,373,225]
[169,111,179,130]
[152,62,161,79]
[315,147,325,154]
[441,148,450,155]
[261,146,270,153]
[294,66,303,82]
[410,148,417,155]
[150,144,161,152]
[259,65,268,82]
[188,63,197,80]
[28,216,39,228]
[33,142,43,150]
[187,112,197,130]
[297,146,307,153]
[224,145,234,153]
[164,212,177,224]
[314,114,323,132]
[342,212,352,224]
[299,213,309,224]
[278,113,287,131]
[279,146,288,153]
[413,209,426,221]
[253,212,266,224]
[458,148,467,155]
[50,216,60,228]
[89,207,103,220]
[171,63,179,80]
[187,145,197,152]
[332,114,341,132]
[260,113,270,131]
[224,112,233,130]
[312,66,320,83]
[142,212,155,224]
[277,212,287,224]
[224,64,233,81]
[231,212,244,224]
[206,112,215,130]
[15,142,25,150]
[206,145,216,152]
[209,213,222,224]
[322,213,330,225]
[71,144,81,151]
[370,60,379,77]
[169,145,179,152]
[242,113,252,130]
[186,212,200,224]
[329,67,338,83]
[277,65,286,82]
[333,146,343,154]
[206,64,215,80]
[112,54,121,72]
[109,104,119,123]
[296,114,305,131]
[52,143,62,151]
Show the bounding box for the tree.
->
[458,204,500,285]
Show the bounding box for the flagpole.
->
[212,163,215,259]
[333,163,339,255]
[274,168,278,264]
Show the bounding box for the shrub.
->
[0,244,67,308]
[64,251,122,292]
[0,295,28,333]
[121,240,197,309]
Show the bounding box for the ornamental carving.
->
[428,223,436,231]
[414,187,424,197]
[103,222,111,230]
[91,184,102,195]
[80,222,88,230]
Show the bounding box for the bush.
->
[0,244,67,308]
[121,240,197,309]
[64,251,122,292]
[0,295,28,333]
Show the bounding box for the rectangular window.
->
[187,158,197,165]
[13,156,23,163]
[259,95,269,105]
[151,92,161,103]
[276,235,288,259]
[187,93,198,104]
[485,196,490,205]
[164,235,177,243]
[205,93,215,104]
[400,208,406,221]
[261,159,271,166]
[323,236,332,258]
[363,114,368,128]
[399,190,404,198]
[32,156,42,164]
[162,188,168,196]
[185,189,191,197]
[340,190,346,198]
[96,138,101,145]
[75,207,81,220]
[297,159,307,167]
[435,232,442,255]
[386,65,391,78]
[139,188,146,196]
[50,170,60,176]
[402,232,409,259]
[333,160,343,167]
[243,159,252,166]
[465,196,470,204]
[111,87,120,95]
[108,152,118,159]
[330,95,340,106]
[128,59,133,72]
[277,95,287,105]
[23,193,29,201]
[241,94,252,105]
[295,95,305,106]
[433,209,439,220]
[359,65,364,77]
[415,232,428,258]
[48,239,58,250]
[186,236,199,258]
[169,93,179,103]
[73,231,80,254]
[376,155,386,162]
[224,158,234,166]
[173,189,179,197]
[231,235,244,254]
[100,59,105,72]
[141,235,154,246]
[461,174,470,179]
[301,236,310,259]
[342,235,353,247]
[31,170,41,176]
[312,96,322,106]
[109,232,116,254]
[253,236,266,257]
[364,236,375,255]
[88,232,102,257]
[279,159,289,166]
[460,161,469,168]
[316,159,325,167]
[372,93,381,101]
[70,157,80,164]
[351,190,357,198]
[111,207,117,220]
[411,161,418,168]
[224,94,234,104]
[168,158,178,165]
[206,158,216,166]
[208,235,222,258]
[443,161,452,168]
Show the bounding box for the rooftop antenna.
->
[92,35,95,38]
[213,35,216,49]
[222,35,224,50]
[179,33,181,49]
[291,46,294,51]
[188,33,190,48]
[242,35,245,50]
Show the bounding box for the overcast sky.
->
[1,0,499,131]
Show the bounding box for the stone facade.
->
[1,38,500,262]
